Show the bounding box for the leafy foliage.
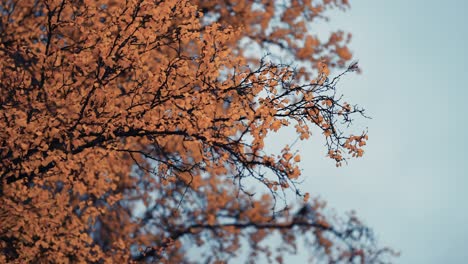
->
[0,0,395,263]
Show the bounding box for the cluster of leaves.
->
[0,0,396,263]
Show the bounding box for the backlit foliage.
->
[0,0,395,263]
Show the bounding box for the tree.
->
[0,0,396,263]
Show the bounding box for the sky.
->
[265,0,468,263]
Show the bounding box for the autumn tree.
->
[0,0,395,263]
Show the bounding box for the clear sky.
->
[267,0,468,263]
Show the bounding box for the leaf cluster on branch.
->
[0,0,396,263]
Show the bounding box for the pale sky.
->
[269,0,468,263]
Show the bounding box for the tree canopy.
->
[0,0,395,263]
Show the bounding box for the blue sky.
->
[268,0,468,263]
